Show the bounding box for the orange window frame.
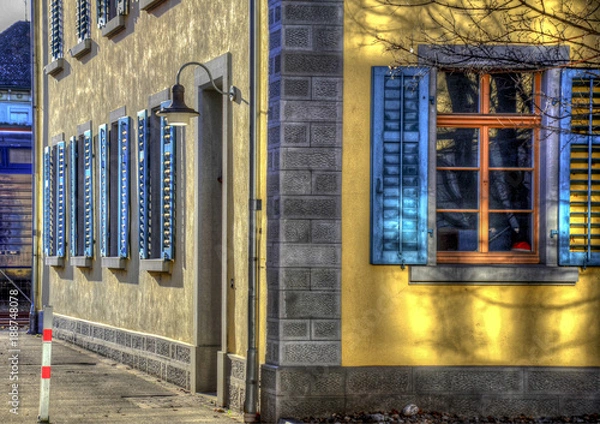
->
[436,73,542,264]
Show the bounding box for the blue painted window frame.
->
[558,68,600,267]
[370,66,430,266]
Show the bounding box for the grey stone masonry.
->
[52,315,192,390]
[266,0,343,369]
[260,365,600,423]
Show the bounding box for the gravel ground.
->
[298,410,600,424]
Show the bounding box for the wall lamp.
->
[156,61,243,126]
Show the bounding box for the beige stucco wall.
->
[34,0,269,359]
[342,0,600,367]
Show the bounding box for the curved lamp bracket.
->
[156,61,245,126]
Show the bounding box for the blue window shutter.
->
[76,0,90,42]
[370,66,430,265]
[97,0,108,28]
[98,124,109,257]
[558,68,600,267]
[69,137,78,257]
[55,141,67,257]
[160,106,176,260]
[137,110,149,259]
[43,146,55,256]
[49,0,63,60]
[83,130,94,258]
[118,117,130,258]
[117,0,129,15]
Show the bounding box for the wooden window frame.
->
[436,73,542,264]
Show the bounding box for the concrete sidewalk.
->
[0,330,244,424]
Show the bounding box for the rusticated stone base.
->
[53,315,192,389]
[260,365,600,424]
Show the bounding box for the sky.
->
[0,0,30,33]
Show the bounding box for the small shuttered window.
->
[76,0,91,42]
[49,0,63,60]
[558,69,600,267]
[370,67,430,266]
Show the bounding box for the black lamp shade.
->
[156,83,199,126]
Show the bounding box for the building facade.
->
[34,0,599,422]
[0,21,33,315]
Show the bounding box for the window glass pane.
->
[9,148,31,164]
[436,171,479,210]
[489,73,534,114]
[437,72,479,113]
[489,128,533,168]
[489,213,532,252]
[489,171,533,210]
[437,213,478,251]
[437,127,479,167]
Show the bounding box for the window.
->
[49,0,63,61]
[558,69,600,267]
[436,72,541,264]
[98,117,130,262]
[76,0,91,42]
[0,147,31,173]
[370,64,599,274]
[9,108,30,126]
[137,105,176,262]
[69,130,94,261]
[97,0,128,37]
[43,141,67,259]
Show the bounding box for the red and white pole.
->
[37,306,53,423]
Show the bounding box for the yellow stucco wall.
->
[342,0,600,367]
[34,0,269,359]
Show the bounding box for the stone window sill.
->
[44,58,65,76]
[70,38,91,59]
[140,0,167,11]
[102,15,126,38]
[45,256,64,267]
[410,265,579,285]
[71,256,92,268]
[140,258,172,274]
[101,257,126,269]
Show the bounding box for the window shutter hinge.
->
[427,229,434,238]
[429,96,435,105]
[550,230,558,238]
